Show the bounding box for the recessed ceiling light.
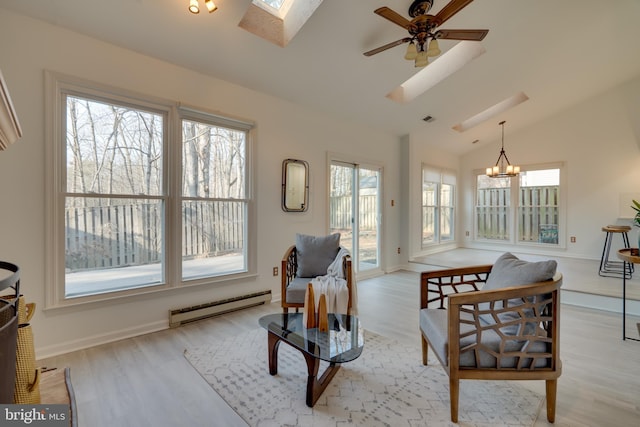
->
[452,92,529,132]
[386,41,486,104]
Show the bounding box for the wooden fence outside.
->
[65,201,244,271]
[329,195,377,231]
[476,186,559,243]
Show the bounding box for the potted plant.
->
[631,200,640,251]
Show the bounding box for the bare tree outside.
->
[64,95,248,296]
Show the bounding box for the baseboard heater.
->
[169,290,271,328]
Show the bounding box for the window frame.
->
[473,162,565,248]
[421,164,456,248]
[44,72,256,308]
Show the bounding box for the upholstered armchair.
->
[419,253,562,423]
[281,233,353,314]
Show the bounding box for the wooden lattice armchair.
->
[420,258,562,423]
[281,245,353,313]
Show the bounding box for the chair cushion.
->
[285,277,311,305]
[295,233,340,278]
[420,308,548,369]
[480,252,557,334]
[484,252,557,291]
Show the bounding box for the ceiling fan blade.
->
[363,38,412,57]
[374,7,412,29]
[435,29,488,41]
[434,0,475,25]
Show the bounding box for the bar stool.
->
[599,225,634,278]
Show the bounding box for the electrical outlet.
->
[465,231,470,237]
[397,247,401,254]
[570,236,576,243]
[273,266,278,276]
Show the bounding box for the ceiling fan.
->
[364,0,488,67]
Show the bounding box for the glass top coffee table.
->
[258,312,364,406]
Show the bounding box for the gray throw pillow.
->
[295,233,340,278]
[479,252,557,335]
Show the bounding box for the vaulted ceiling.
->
[2,0,640,154]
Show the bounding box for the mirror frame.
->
[281,159,309,212]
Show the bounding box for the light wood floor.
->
[39,270,640,427]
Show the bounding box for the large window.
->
[475,165,561,245]
[422,166,456,247]
[46,73,254,305]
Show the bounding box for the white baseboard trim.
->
[36,320,168,360]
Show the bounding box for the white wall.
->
[0,10,402,357]
[459,74,640,259]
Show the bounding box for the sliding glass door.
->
[329,161,381,273]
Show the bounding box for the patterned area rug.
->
[184,328,543,427]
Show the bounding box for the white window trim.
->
[44,72,256,309]
[421,164,457,249]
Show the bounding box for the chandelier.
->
[486,121,519,178]
[189,0,217,14]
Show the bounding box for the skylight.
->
[259,0,286,10]
[452,92,529,132]
[386,42,486,104]
[239,0,323,47]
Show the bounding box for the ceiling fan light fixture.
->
[404,42,418,60]
[426,38,441,57]
[415,51,429,67]
[205,0,217,13]
[189,0,200,14]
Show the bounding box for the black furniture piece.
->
[0,261,20,403]
[599,225,633,278]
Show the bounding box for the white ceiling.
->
[2,0,640,154]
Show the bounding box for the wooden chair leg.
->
[545,379,557,423]
[421,335,429,365]
[449,377,459,423]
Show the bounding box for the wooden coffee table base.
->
[267,330,341,407]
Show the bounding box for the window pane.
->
[182,201,246,280]
[358,168,379,270]
[518,169,560,244]
[66,96,163,196]
[65,197,163,297]
[182,121,245,199]
[422,182,437,245]
[181,119,248,280]
[329,164,353,255]
[476,175,510,240]
[440,184,454,241]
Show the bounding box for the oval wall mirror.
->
[282,159,309,212]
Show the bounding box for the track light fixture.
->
[189,0,217,14]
